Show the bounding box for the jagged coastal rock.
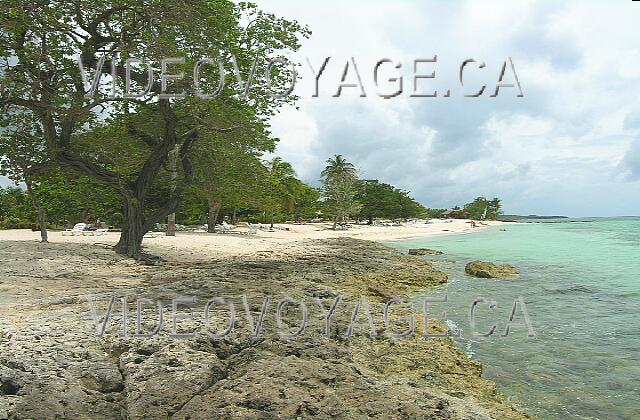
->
[465,260,519,279]
[408,248,443,256]
[0,238,528,419]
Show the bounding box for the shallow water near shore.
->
[389,217,640,420]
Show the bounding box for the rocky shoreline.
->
[0,237,529,419]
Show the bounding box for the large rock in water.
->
[408,248,443,256]
[465,260,519,279]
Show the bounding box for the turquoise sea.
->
[389,217,640,420]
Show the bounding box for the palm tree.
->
[321,154,357,182]
[264,157,297,228]
[320,155,360,229]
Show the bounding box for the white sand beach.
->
[0,219,503,261]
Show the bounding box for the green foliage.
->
[321,155,361,227]
[0,186,34,228]
[356,180,426,221]
[0,171,123,228]
[261,157,300,223]
[463,196,502,220]
[288,180,320,221]
[424,208,447,218]
[32,170,123,227]
[0,0,310,254]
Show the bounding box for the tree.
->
[356,179,426,223]
[424,208,447,219]
[288,180,320,222]
[0,186,33,228]
[0,0,309,259]
[487,197,502,220]
[263,157,297,228]
[0,112,50,241]
[462,196,502,220]
[320,155,361,229]
[191,120,274,232]
[30,169,122,228]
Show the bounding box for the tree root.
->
[133,252,163,266]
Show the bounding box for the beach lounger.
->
[215,222,237,233]
[84,228,109,236]
[62,223,87,236]
[244,224,259,235]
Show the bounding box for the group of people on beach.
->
[81,219,107,231]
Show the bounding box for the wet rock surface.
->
[465,260,519,279]
[0,238,529,419]
[408,248,444,256]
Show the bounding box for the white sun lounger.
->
[244,224,259,235]
[83,228,109,236]
[62,223,87,236]
[215,222,238,233]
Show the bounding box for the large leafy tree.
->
[262,157,297,227]
[320,154,361,229]
[0,112,50,241]
[0,0,309,259]
[191,113,274,232]
[356,179,426,223]
[31,169,123,227]
[287,179,320,222]
[463,196,502,220]
[0,186,34,228]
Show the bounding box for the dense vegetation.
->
[0,1,502,258]
[0,156,429,230]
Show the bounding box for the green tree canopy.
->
[0,0,309,258]
[356,179,426,222]
[320,154,361,229]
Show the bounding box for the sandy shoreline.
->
[0,221,527,419]
[0,219,503,261]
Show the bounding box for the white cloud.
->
[256,0,640,216]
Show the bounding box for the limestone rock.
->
[465,261,519,279]
[408,248,443,256]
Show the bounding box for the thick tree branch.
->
[193,115,243,133]
[141,195,180,234]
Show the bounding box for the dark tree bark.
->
[207,200,221,233]
[166,145,179,236]
[25,180,48,243]
[79,208,87,223]
[114,197,144,257]
[37,99,195,260]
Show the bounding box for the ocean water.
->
[389,217,640,420]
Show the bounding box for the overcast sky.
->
[254,0,640,217]
[3,1,637,217]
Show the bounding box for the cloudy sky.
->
[255,0,640,217]
[2,1,637,217]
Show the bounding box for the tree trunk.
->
[166,145,179,236]
[332,216,337,230]
[207,200,221,233]
[167,212,176,235]
[232,208,237,225]
[25,180,48,243]
[114,198,145,258]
